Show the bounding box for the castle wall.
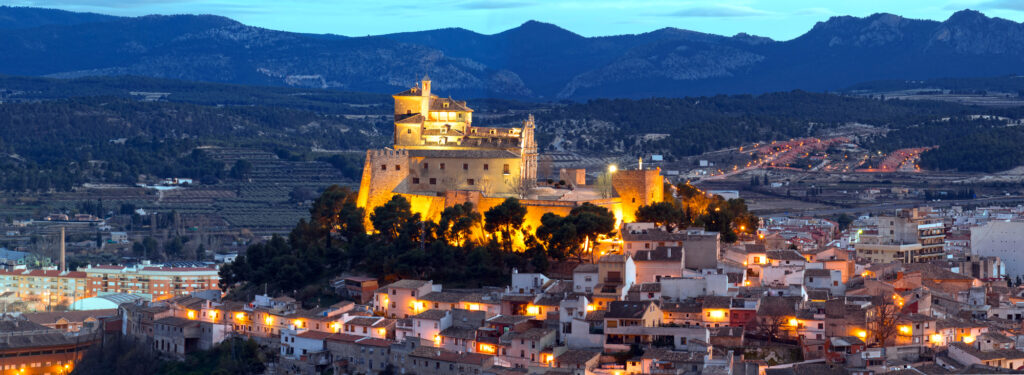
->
[357,149,411,227]
[611,169,665,223]
[559,169,587,186]
[407,156,522,196]
[399,193,447,223]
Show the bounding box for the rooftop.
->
[606,301,656,319]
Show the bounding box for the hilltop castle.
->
[357,76,663,230]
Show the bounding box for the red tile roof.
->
[141,267,217,272]
[325,333,364,343]
[356,338,393,347]
[296,331,335,340]
[0,269,87,278]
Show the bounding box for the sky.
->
[6,0,1024,40]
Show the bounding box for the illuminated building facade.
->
[356,77,664,231]
[80,264,219,300]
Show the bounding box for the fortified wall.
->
[356,149,410,217]
[611,168,664,223]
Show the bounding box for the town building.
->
[855,208,946,263]
[971,221,1024,277]
[80,262,219,300]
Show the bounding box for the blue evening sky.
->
[8,0,1024,40]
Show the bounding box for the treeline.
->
[0,74,390,114]
[869,117,1024,172]
[0,97,384,191]
[219,182,760,300]
[73,336,266,375]
[846,75,1024,95]
[218,186,582,295]
[537,91,984,158]
[637,184,759,242]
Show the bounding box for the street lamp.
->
[608,165,617,173]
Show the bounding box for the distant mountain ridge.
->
[0,6,1023,99]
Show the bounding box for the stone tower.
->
[520,114,538,182]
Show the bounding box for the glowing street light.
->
[608,165,617,173]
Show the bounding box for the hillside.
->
[3,75,1024,193]
[1,7,1024,99]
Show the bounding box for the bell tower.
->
[419,74,431,117]
[520,114,538,182]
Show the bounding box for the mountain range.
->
[1,6,1023,100]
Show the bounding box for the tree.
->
[309,185,364,249]
[164,236,184,258]
[437,202,481,247]
[835,214,854,231]
[536,203,615,261]
[867,294,907,347]
[229,159,253,179]
[594,172,614,198]
[536,213,578,260]
[506,175,534,199]
[754,296,796,342]
[484,198,527,252]
[568,203,616,259]
[635,202,684,232]
[370,195,419,244]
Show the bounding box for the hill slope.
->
[0,7,1023,99]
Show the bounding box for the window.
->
[395,165,401,171]
[467,179,475,185]
[440,163,445,170]
[423,163,429,170]
[413,178,420,184]
[463,163,469,170]
[407,129,412,134]
[429,178,437,185]
[380,165,387,171]
[503,164,510,174]
[483,164,489,171]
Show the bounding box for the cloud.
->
[667,4,773,18]
[21,0,194,8]
[944,0,1024,11]
[458,0,535,10]
[794,7,834,16]
[977,0,1024,11]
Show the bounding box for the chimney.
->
[60,226,66,273]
